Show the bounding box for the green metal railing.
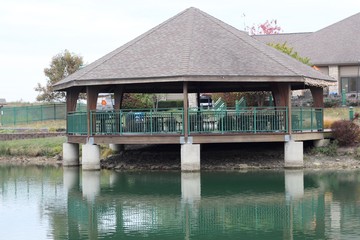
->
[188,107,288,134]
[67,111,88,135]
[95,109,183,135]
[66,107,323,135]
[291,107,323,132]
[67,108,184,135]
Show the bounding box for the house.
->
[254,12,360,97]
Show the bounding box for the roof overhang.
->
[54,75,335,94]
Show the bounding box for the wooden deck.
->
[68,131,326,145]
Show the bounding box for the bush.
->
[347,99,360,107]
[158,100,183,108]
[324,98,341,108]
[311,140,338,157]
[331,120,360,146]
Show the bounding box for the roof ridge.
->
[180,8,196,75]
[197,10,304,77]
[255,32,313,36]
[69,8,194,82]
[313,11,360,34]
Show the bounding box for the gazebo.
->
[54,7,335,171]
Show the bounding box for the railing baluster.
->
[254,108,257,134]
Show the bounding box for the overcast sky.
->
[1,0,359,102]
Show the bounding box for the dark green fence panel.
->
[0,103,67,126]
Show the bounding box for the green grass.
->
[0,136,66,157]
[1,120,66,132]
[324,107,360,121]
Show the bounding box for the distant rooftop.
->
[253,12,360,66]
[0,98,6,105]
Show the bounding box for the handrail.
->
[66,107,323,136]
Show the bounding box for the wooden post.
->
[183,82,189,139]
[271,83,291,133]
[310,87,324,108]
[114,86,124,133]
[196,91,200,109]
[310,86,324,131]
[286,84,292,134]
[86,87,99,137]
[114,86,124,110]
[66,89,80,113]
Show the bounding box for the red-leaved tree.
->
[247,19,282,35]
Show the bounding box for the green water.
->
[1,166,360,240]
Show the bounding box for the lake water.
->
[1,166,360,240]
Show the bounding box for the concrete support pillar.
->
[285,170,304,201]
[109,144,124,152]
[82,171,100,202]
[63,142,80,166]
[82,143,101,170]
[284,141,303,168]
[109,172,118,187]
[314,139,330,147]
[181,172,201,203]
[181,144,200,171]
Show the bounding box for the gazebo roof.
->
[54,7,334,92]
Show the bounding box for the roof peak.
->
[54,7,334,90]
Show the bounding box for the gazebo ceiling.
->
[54,7,335,92]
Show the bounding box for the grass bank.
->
[324,107,360,121]
[0,120,66,133]
[0,136,66,157]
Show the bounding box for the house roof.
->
[254,12,360,66]
[54,7,334,91]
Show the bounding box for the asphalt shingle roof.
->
[254,32,312,46]
[54,7,334,91]
[253,12,360,66]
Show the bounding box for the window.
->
[341,77,360,93]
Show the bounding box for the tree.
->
[247,19,282,35]
[241,20,283,106]
[121,93,154,109]
[268,42,311,65]
[35,50,83,102]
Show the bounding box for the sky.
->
[1,0,360,103]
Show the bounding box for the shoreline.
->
[1,144,360,170]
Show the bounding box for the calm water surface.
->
[1,165,360,240]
